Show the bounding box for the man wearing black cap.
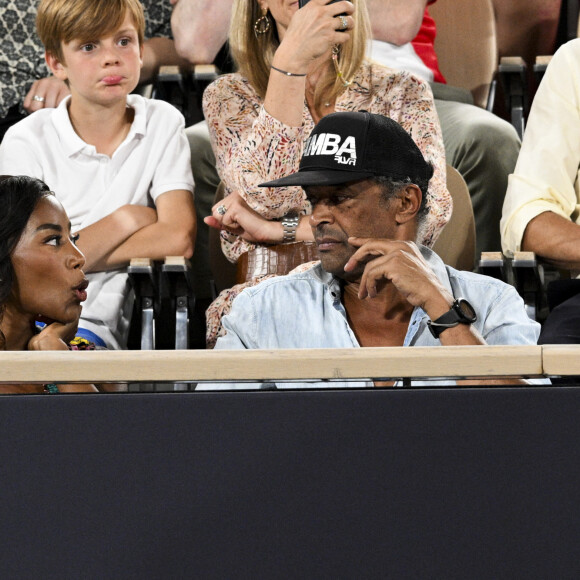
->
[202,112,541,388]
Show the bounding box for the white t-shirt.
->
[369,39,433,83]
[0,95,194,348]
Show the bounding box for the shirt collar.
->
[51,94,147,157]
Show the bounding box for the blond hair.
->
[230,0,370,111]
[37,0,145,63]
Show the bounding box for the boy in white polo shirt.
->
[0,0,196,349]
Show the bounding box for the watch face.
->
[457,299,477,321]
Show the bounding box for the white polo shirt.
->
[0,94,194,348]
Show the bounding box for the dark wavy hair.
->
[0,175,53,348]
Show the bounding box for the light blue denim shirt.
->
[199,246,546,389]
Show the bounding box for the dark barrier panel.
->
[0,387,579,578]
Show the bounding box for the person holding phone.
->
[202,0,451,347]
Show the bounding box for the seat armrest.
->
[160,256,195,351]
[128,258,158,350]
[499,56,528,139]
[478,251,509,282]
[533,55,552,86]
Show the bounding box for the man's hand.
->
[205,191,283,244]
[343,237,496,352]
[344,237,454,319]
[23,77,70,113]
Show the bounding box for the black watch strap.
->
[427,298,477,339]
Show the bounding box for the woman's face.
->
[8,195,88,325]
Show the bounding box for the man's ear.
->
[395,184,422,225]
[45,51,67,81]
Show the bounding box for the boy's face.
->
[46,13,143,108]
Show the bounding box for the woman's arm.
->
[205,190,314,244]
[263,0,354,126]
[203,77,309,261]
[202,1,355,260]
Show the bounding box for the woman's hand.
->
[205,191,283,244]
[264,0,354,127]
[28,318,80,351]
[274,0,354,71]
[29,317,101,392]
[23,77,70,113]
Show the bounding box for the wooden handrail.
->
[0,345,543,384]
[541,345,580,376]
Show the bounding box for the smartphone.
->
[299,0,341,7]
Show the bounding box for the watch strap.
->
[281,212,299,243]
[427,299,476,339]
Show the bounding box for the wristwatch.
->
[427,298,477,339]
[281,212,299,243]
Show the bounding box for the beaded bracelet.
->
[271,65,307,78]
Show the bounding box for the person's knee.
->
[438,101,521,169]
[457,116,520,162]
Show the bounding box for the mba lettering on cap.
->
[303,133,357,166]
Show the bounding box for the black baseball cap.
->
[259,111,433,188]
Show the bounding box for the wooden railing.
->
[1,345,567,385]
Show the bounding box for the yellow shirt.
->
[501,39,580,255]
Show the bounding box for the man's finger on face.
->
[344,238,392,272]
[359,256,393,299]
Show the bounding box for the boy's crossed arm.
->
[77,189,196,273]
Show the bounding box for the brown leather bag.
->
[236,242,319,284]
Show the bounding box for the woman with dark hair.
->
[0,175,96,393]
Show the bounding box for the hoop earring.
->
[254,9,271,38]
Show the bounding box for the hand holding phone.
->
[299,0,341,8]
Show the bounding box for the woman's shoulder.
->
[203,72,263,120]
[204,72,260,100]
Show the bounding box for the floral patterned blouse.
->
[202,60,451,264]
